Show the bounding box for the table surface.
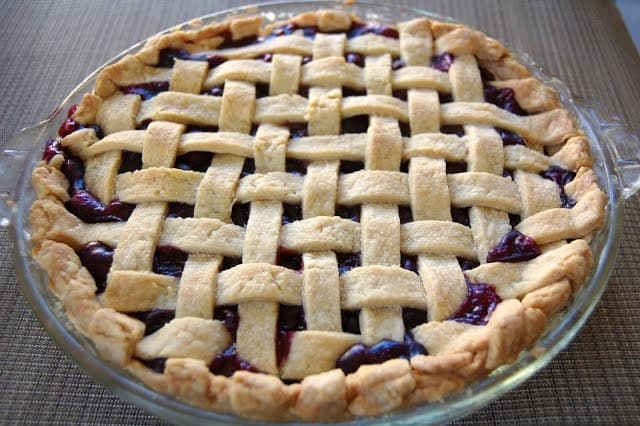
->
[1,1,639,424]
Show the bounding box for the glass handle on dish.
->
[0,123,48,226]
[574,101,640,200]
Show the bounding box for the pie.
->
[29,8,607,422]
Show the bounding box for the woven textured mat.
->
[1,1,639,424]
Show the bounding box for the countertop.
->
[1,1,639,424]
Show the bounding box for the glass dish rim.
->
[3,0,630,424]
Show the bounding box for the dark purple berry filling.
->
[276,305,306,364]
[431,53,454,72]
[348,23,399,39]
[343,87,366,98]
[57,105,105,138]
[336,252,361,274]
[167,202,194,218]
[255,83,270,98]
[61,156,86,191]
[402,308,427,330]
[457,257,480,272]
[174,151,213,172]
[203,85,224,96]
[341,116,369,134]
[339,160,364,174]
[285,158,307,175]
[446,161,468,174]
[255,52,273,63]
[282,203,302,225]
[486,229,540,263]
[217,31,258,49]
[450,281,501,325]
[392,89,408,101]
[214,305,239,338]
[341,310,361,334]
[439,92,454,104]
[483,85,527,116]
[541,165,576,187]
[287,122,308,139]
[277,249,303,271]
[231,203,250,227]
[509,213,521,228]
[392,58,406,70]
[43,139,63,162]
[66,190,134,223]
[152,245,188,277]
[479,67,495,82]
[451,207,470,227]
[345,52,365,67]
[401,254,418,273]
[129,309,176,335]
[399,122,411,137]
[185,125,219,133]
[400,161,409,173]
[119,151,143,173]
[498,128,525,146]
[120,81,170,101]
[77,241,114,293]
[210,343,260,377]
[221,257,242,271]
[398,205,413,224]
[156,48,194,67]
[265,23,317,40]
[335,205,361,223]
[138,357,167,373]
[241,158,256,177]
[502,169,514,180]
[440,125,465,137]
[336,334,427,375]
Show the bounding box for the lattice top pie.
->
[30,9,606,421]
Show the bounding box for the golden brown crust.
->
[28,8,607,422]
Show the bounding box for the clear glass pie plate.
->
[1,1,639,424]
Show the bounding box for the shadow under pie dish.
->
[23,4,610,423]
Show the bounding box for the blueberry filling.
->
[185,125,219,133]
[540,166,577,208]
[231,203,251,227]
[77,241,114,293]
[129,309,176,335]
[392,58,406,70]
[156,48,195,67]
[174,151,213,172]
[255,52,273,63]
[287,123,308,139]
[392,89,407,101]
[343,87,366,98]
[431,52,454,72]
[217,30,258,49]
[42,139,63,162]
[399,122,411,137]
[483,85,527,115]
[265,23,317,40]
[167,202,194,218]
[241,158,255,177]
[336,333,427,375]
[401,254,418,273]
[402,308,428,330]
[450,280,501,325]
[335,205,361,223]
[509,213,521,228]
[479,67,495,82]
[152,245,188,277]
[438,92,454,104]
[336,252,361,274]
[486,229,540,263]
[120,81,169,100]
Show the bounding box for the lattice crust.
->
[30,9,606,422]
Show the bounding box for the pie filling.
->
[30,9,607,419]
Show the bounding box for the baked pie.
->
[29,8,607,421]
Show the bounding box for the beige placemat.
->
[1,1,638,424]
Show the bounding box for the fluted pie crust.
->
[30,9,606,422]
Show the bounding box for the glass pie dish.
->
[1,1,640,424]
